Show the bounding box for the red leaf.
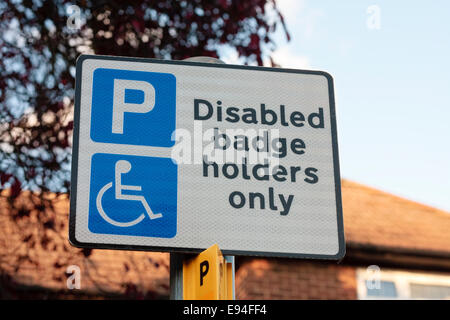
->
[131,20,143,33]
[249,34,260,50]
[0,173,12,186]
[10,178,22,198]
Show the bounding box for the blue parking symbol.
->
[88,153,177,238]
[90,68,176,147]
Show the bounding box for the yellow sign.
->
[183,244,233,300]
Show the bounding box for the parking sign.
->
[69,54,345,259]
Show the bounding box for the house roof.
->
[0,179,449,297]
[341,180,450,257]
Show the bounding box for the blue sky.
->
[240,1,450,211]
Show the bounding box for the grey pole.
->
[169,56,235,300]
[169,252,186,300]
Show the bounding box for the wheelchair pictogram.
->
[96,159,162,228]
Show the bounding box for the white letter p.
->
[112,79,155,134]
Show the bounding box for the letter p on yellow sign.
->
[183,244,233,300]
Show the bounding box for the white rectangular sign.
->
[69,54,345,259]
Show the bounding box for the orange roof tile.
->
[341,180,450,256]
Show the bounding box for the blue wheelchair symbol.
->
[88,153,177,238]
[96,159,163,227]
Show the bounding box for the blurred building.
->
[236,180,450,299]
[1,180,449,299]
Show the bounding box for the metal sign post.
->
[170,252,186,300]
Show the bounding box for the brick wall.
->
[235,258,358,300]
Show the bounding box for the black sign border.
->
[69,54,345,260]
